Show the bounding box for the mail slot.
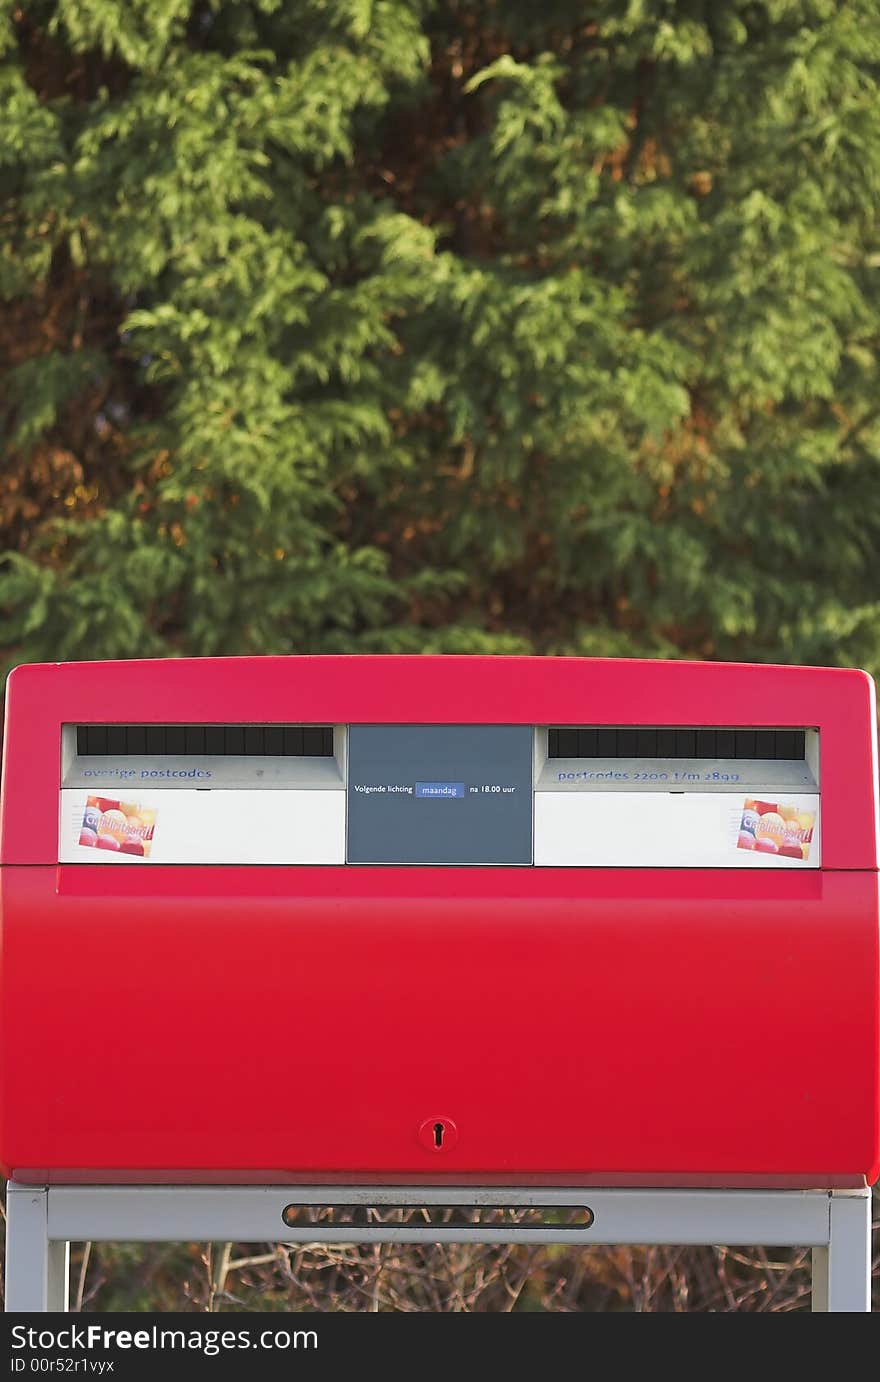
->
[0,655,877,1188]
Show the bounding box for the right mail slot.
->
[535,721,821,868]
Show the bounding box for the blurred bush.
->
[2,0,879,674]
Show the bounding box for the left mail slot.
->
[59,722,345,865]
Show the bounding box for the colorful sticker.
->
[79,796,157,858]
[736,798,814,861]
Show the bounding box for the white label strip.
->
[540,757,816,793]
[59,789,345,865]
[534,792,820,868]
[63,754,343,791]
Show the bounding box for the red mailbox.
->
[1,656,877,1189]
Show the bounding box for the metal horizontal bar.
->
[42,1186,841,1247]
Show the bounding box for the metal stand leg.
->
[47,1239,71,1312]
[812,1191,871,1312]
[5,1185,64,1312]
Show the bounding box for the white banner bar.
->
[535,791,820,868]
[59,788,345,865]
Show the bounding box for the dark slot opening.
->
[775,730,805,759]
[184,726,206,755]
[223,726,245,755]
[577,728,599,758]
[716,730,736,758]
[754,730,776,759]
[303,727,332,756]
[106,726,127,756]
[552,729,579,758]
[595,728,618,756]
[74,724,335,757]
[205,727,225,756]
[656,728,677,757]
[264,727,284,756]
[695,729,716,758]
[674,729,697,757]
[283,727,304,756]
[735,730,756,759]
[617,728,638,757]
[85,726,108,756]
[145,726,166,756]
[547,727,809,761]
[636,728,658,757]
[127,726,147,756]
[244,726,265,756]
[165,726,186,755]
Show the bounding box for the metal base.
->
[4,1183,872,1313]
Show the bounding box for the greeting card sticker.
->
[737,798,814,861]
[79,796,157,858]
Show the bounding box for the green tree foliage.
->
[2,0,879,673]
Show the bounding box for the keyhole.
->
[418,1115,457,1152]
